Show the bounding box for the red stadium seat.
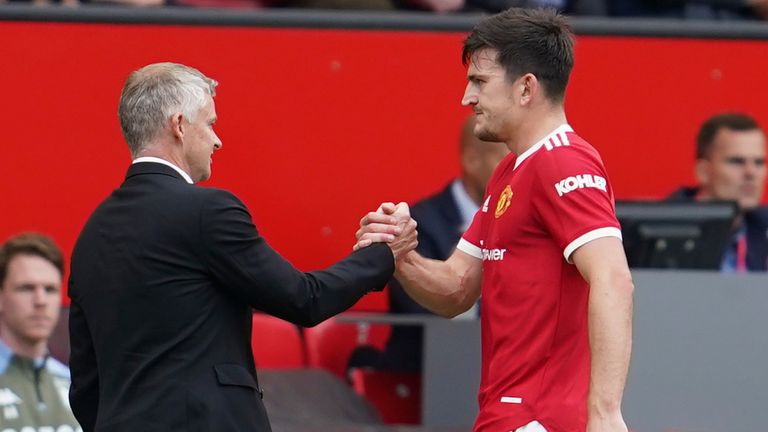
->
[304,317,390,380]
[350,369,421,425]
[251,313,306,369]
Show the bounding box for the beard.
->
[475,124,502,142]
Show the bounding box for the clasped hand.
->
[354,202,418,260]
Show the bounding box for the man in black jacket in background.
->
[68,62,416,432]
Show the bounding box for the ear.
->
[519,73,538,106]
[695,158,710,184]
[170,112,185,141]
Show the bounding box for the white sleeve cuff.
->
[563,227,622,263]
[457,238,483,259]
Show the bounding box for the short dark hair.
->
[0,233,64,287]
[696,113,762,159]
[462,8,574,103]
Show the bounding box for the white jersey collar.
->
[513,124,573,170]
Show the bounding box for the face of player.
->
[0,255,62,352]
[461,48,520,144]
[697,127,766,211]
[183,96,222,183]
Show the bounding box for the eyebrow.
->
[724,156,765,162]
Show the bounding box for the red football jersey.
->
[457,124,622,432]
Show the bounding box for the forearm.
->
[298,243,395,326]
[394,251,480,318]
[588,271,634,419]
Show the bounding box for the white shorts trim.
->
[563,227,622,263]
[457,238,482,259]
[513,420,547,432]
[500,396,522,404]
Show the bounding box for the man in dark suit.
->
[667,112,768,271]
[68,62,416,432]
[376,116,508,371]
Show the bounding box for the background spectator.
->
[667,112,768,271]
[0,233,79,430]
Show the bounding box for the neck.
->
[506,108,567,156]
[0,332,47,360]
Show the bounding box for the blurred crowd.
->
[1,0,766,22]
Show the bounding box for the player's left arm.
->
[571,236,634,432]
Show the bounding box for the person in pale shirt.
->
[0,233,80,431]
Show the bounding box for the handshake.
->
[354,202,419,261]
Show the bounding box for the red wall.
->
[1,22,767,308]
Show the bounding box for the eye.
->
[14,284,34,293]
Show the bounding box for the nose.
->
[461,82,477,107]
[214,133,222,150]
[744,160,762,179]
[32,287,48,306]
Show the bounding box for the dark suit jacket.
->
[68,162,394,432]
[378,181,466,371]
[667,186,768,271]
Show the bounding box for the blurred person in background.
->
[377,115,508,372]
[464,0,608,15]
[0,233,80,431]
[668,112,768,271]
[0,0,78,6]
[610,0,768,20]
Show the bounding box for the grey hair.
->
[118,62,218,157]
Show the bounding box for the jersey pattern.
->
[457,124,621,432]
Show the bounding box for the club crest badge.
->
[495,185,513,218]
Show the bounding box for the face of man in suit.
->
[181,95,222,183]
[696,127,767,211]
[0,254,62,355]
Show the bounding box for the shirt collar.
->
[0,340,11,373]
[0,339,47,372]
[451,179,480,231]
[132,157,194,184]
[513,124,573,170]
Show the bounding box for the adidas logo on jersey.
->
[555,174,607,197]
[0,388,21,421]
[482,195,491,213]
[543,132,570,151]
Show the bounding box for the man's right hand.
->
[354,202,418,261]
